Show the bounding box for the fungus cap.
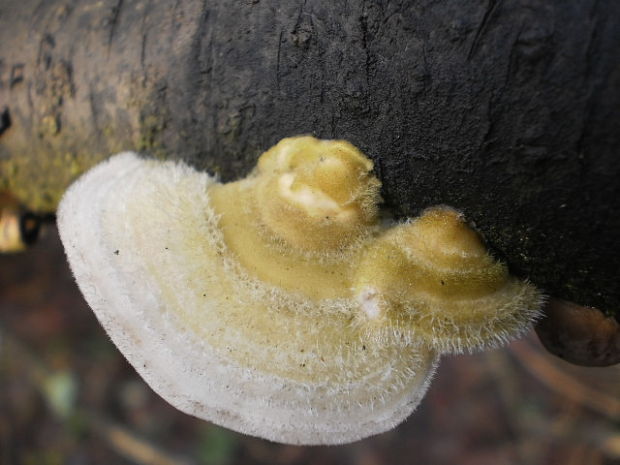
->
[57,147,437,445]
[58,136,542,444]
[352,207,544,353]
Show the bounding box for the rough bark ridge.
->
[1,0,619,315]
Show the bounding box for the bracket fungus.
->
[58,136,543,445]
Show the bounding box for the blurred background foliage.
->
[1,225,619,465]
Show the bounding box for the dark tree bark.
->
[1,0,618,361]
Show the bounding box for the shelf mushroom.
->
[352,207,543,353]
[57,136,542,445]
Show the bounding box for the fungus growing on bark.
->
[57,136,542,445]
[352,207,543,353]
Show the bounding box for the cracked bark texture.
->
[1,0,619,319]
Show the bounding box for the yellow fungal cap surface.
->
[57,136,543,445]
[252,136,381,251]
[352,206,543,353]
[207,136,382,300]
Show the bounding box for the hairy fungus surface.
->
[58,136,542,445]
[352,207,543,353]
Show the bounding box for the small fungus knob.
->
[254,136,381,251]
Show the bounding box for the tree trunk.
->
[1,1,618,336]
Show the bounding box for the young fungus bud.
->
[57,136,542,445]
